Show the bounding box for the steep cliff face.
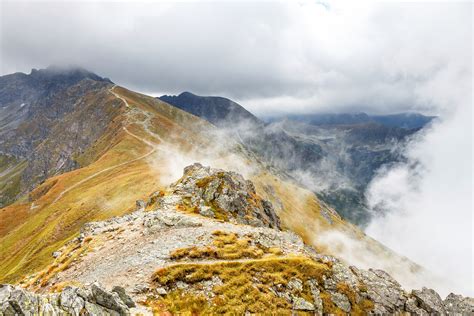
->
[0,67,119,207]
[3,164,471,315]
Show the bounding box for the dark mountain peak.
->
[159,92,261,127]
[178,91,196,97]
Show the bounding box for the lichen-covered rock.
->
[412,287,447,314]
[0,283,133,315]
[292,297,315,311]
[171,163,281,229]
[307,279,323,314]
[350,266,407,314]
[444,293,474,315]
[91,282,129,313]
[330,292,351,312]
[59,286,86,314]
[112,286,136,308]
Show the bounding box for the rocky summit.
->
[171,163,281,229]
[2,164,472,315]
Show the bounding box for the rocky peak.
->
[170,163,281,229]
[28,66,113,86]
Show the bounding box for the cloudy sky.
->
[0,0,471,116]
[1,0,473,295]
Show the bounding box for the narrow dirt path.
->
[52,128,156,203]
[109,85,130,108]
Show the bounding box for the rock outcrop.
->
[169,163,281,229]
[0,283,132,315]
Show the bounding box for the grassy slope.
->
[0,155,28,207]
[0,86,222,282]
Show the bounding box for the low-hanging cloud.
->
[364,38,473,296]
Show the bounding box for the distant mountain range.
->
[159,92,435,225]
[265,112,435,129]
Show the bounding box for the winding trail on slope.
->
[109,85,130,108]
[51,87,157,204]
[52,128,156,204]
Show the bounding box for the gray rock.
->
[307,279,323,314]
[132,284,149,294]
[59,286,85,314]
[156,287,168,295]
[412,287,446,314]
[444,293,474,315]
[288,278,303,292]
[172,163,281,229]
[91,282,129,314]
[405,297,429,315]
[350,266,406,313]
[112,286,136,308]
[52,251,62,258]
[176,281,189,290]
[136,200,146,212]
[292,297,315,311]
[330,292,351,313]
[199,206,215,218]
[0,284,133,315]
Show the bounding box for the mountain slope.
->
[0,67,116,207]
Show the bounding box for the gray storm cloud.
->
[0,1,470,115]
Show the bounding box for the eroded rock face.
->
[412,287,447,314]
[171,163,281,229]
[444,293,474,315]
[0,283,132,315]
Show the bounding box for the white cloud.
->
[365,27,473,295]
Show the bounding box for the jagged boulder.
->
[171,163,281,229]
[0,283,133,315]
[444,293,474,315]
[412,287,447,314]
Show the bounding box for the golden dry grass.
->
[150,256,332,314]
[170,231,283,261]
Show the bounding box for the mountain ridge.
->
[155,91,432,225]
[159,91,262,127]
[0,68,119,207]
